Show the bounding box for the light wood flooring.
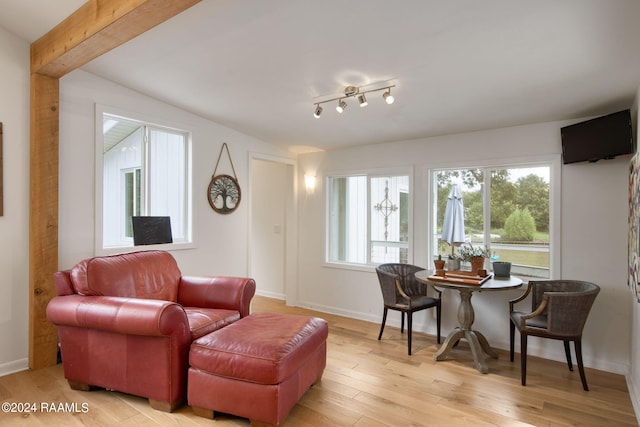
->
[0,296,637,426]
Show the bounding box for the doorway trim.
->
[248,152,298,306]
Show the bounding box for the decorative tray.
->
[428,270,493,286]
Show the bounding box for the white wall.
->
[58,70,294,279]
[249,159,287,299]
[0,30,30,374]
[297,120,631,375]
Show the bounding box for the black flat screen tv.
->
[131,216,173,246]
[561,109,634,164]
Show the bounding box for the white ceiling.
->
[3,0,640,153]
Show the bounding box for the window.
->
[431,162,557,278]
[327,172,411,266]
[99,111,192,249]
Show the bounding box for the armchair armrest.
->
[46,295,190,339]
[178,276,256,317]
[53,270,75,296]
[509,282,533,312]
[517,296,549,330]
[394,278,410,300]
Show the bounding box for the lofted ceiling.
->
[3,1,640,153]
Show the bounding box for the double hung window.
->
[327,171,411,266]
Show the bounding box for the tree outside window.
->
[433,166,551,278]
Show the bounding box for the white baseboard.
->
[296,299,381,324]
[254,289,285,300]
[293,298,630,376]
[626,374,640,425]
[0,358,28,377]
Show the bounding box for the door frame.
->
[248,153,298,305]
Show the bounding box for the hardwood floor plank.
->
[0,296,636,426]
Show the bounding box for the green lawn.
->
[492,248,549,268]
[438,233,550,268]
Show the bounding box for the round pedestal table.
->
[414,270,522,374]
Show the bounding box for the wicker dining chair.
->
[509,280,600,390]
[376,263,442,355]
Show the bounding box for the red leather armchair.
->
[46,250,256,412]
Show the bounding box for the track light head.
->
[357,93,368,107]
[336,100,347,113]
[313,104,323,118]
[383,88,394,104]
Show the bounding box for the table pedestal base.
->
[434,288,498,374]
[415,271,522,375]
[434,327,498,374]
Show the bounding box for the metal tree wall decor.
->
[208,143,241,214]
[374,180,397,241]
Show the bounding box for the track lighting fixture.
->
[312,83,395,118]
[383,88,394,104]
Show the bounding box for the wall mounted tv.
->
[561,109,634,164]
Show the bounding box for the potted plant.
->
[492,261,512,277]
[434,254,446,274]
[447,253,463,271]
[459,243,491,274]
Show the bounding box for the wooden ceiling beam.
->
[29,0,201,369]
[31,0,201,78]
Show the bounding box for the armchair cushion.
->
[510,311,548,330]
[70,250,181,300]
[185,308,240,340]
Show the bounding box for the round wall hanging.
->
[208,143,241,214]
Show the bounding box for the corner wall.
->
[0,29,30,374]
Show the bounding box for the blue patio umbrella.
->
[441,184,466,253]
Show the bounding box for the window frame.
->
[324,167,414,270]
[426,155,561,279]
[122,167,141,239]
[95,104,194,255]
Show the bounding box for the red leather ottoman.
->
[188,312,328,427]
